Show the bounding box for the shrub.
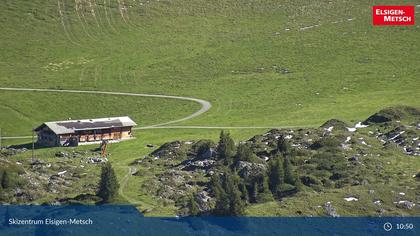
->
[255,176,274,203]
[300,175,321,187]
[192,140,215,156]
[310,136,341,150]
[276,184,298,198]
[1,171,13,189]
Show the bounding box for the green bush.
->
[300,175,321,187]
[310,151,346,172]
[1,171,16,189]
[192,139,216,156]
[310,136,341,150]
[276,184,298,198]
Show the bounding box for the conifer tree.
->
[211,174,229,215]
[97,162,120,203]
[268,155,284,194]
[225,173,244,216]
[1,171,10,189]
[188,194,199,216]
[239,183,249,203]
[251,181,258,203]
[277,136,291,155]
[217,131,236,162]
[211,171,244,216]
[283,157,296,185]
[256,175,274,203]
[235,143,253,162]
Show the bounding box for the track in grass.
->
[0,87,318,140]
[0,87,212,137]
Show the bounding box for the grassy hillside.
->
[1,107,419,216]
[1,0,419,136]
[0,0,419,216]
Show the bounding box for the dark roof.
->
[35,116,137,134]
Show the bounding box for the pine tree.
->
[268,155,284,194]
[211,174,229,215]
[1,171,10,189]
[217,131,236,162]
[224,173,244,216]
[277,136,291,155]
[235,143,253,162]
[188,194,199,216]
[256,175,274,203]
[283,157,296,185]
[239,183,249,203]
[211,171,244,216]
[250,181,258,203]
[97,162,120,203]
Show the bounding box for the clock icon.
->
[384,222,393,231]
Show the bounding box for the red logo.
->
[373,6,415,25]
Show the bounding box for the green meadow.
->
[1,0,419,136]
[0,0,419,216]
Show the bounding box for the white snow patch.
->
[344,197,358,202]
[398,200,414,206]
[361,141,367,146]
[285,135,293,139]
[347,127,356,132]
[345,137,351,143]
[399,192,405,196]
[355,122,368,128]
[325,126,334,132]
[57,170,67,175]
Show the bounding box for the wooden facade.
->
[34,117,137,147]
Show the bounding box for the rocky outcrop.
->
[236,161,267,179]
